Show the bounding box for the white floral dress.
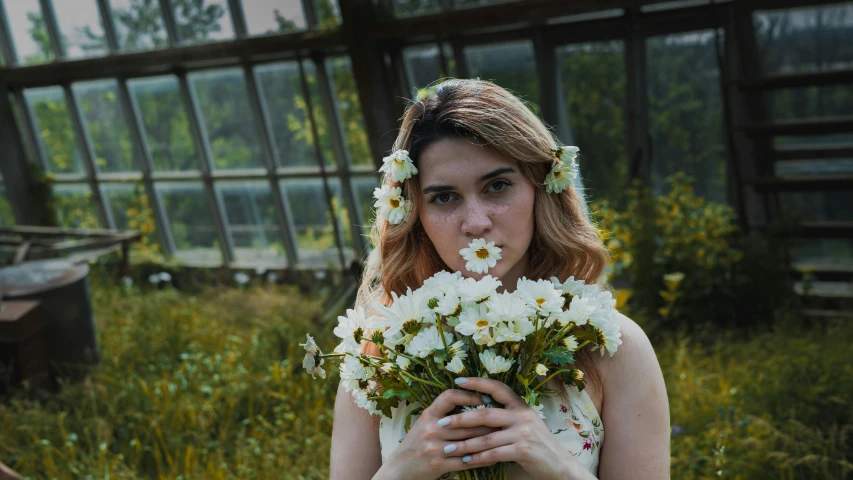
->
[379,383,603,479]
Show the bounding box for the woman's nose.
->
[460,200,493,237]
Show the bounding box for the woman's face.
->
[417,138,535,288]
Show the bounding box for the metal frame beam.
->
[64,84,115,229]
[0,0,16,65]
[242,63,300,267]
[177,73,236,264]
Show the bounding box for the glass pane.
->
[255,61,324,168]
[753,3,853,74]
[73,79,136,172]
[173,0,234,43]
[326,56,371,166]
[558,41,628,206]
[109,0,168,51]
[217,180,287,266]
[465,40,540,108]
[190,68,264,169]
[314,0,341,27]
[156,182,222,264]
[242,0,306,35]
[768,85,853,123]
[53,0,108,58]
[101,182,161,256]
[394,0,441,17]
[281,178,347,268]
[789,238,853,268]
[403,43,456,95]
[0,184,15,226]
[456,0,517,8]
[352,175,380,233]
[301,60,337,167]
[4,0,54,65]
[646,30,727,204]
[129,75,198,171]
[52,184,101,228]
[25,86,84,174]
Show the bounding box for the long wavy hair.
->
[357,78,609,398]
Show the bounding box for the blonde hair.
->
[357,78,609,395]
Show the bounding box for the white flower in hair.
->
[545,146,579,194]
[380,149,418,182]
[459,238,502,274]
[373,185,410,224]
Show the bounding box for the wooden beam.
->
[749,175,853,192]
[773,143,853,161]
[737,68,853,92]
[739,116,853,137]
[0,29,345,89]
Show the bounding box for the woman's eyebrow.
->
[422,167,517,194]
[479,167,516,182]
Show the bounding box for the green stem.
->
[531,369,575,391]
[398,370,446,390]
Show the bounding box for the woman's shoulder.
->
[595,312,666,407]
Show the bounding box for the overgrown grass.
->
[1,283,851,478]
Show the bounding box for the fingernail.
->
[455,377,468,384]
[481,394,493,404]
[444,444,457,454]
[462,455,472,463]
[437,417,451,427]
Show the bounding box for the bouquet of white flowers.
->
[301,239,622,480]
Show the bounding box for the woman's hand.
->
[440,376,593,480]
[376,388,501,480]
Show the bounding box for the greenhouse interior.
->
[0,0,851,478]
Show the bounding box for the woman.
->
[330,79,669,480]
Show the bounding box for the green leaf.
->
[382,388,411,400]
[543,347,575,367]
[446,317,461,327]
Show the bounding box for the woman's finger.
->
[425,389,485,418]
[441,426,501,441]
[456,444,521,469]
[452,377,524,408]
[442,429,515,457]
[438,405,515,429]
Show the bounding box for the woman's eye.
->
[431,193,454,205]
[489,180,511,193]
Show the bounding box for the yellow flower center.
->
[536,297,546,306]
[389,198,400,208]
[476,248,489,259]
[475,319,489,328]
[554,170,562,178]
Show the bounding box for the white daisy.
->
[551,276,600,298]
[516,278,565,315]
[556,145,580,163]
[446,356,466,374]
[535,363,548,376]
[544,161,577,194]
[456,303,497,346]
[486,291,535,325]
[423,270,464,296]
[379,149,418,182]
[372,289,431,339]
[406,325,454,358]
[459,238,502,274]
[333,307,371,345]
[396,356,412,371]
[555,296,595,327]
[494,317,535,343]
[352,388,381,416]
[479,348,514,374]
[459,275,502,303]
[339,355,375,391]
[591,318,622,357]
[562,335,579,352]
[373,185,410,225]
[299,334,326,379]
[448,340,468,361]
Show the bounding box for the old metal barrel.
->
[0,259,98,382]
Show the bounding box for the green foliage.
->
[594,173,793,333]
[0,283,336,478]
[660,315,853,480]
